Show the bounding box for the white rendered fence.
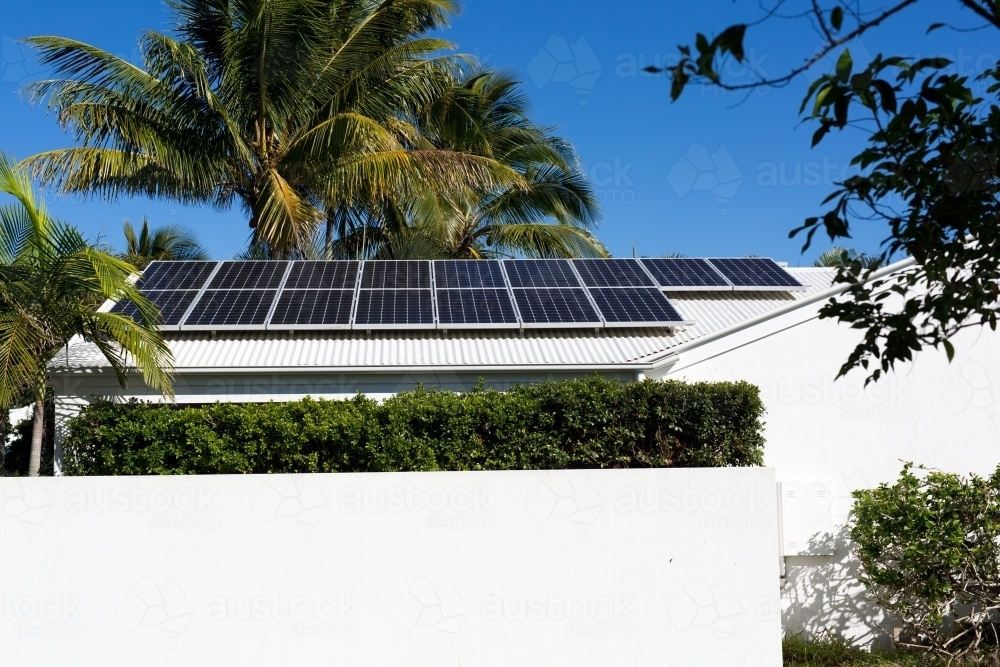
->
[1,468,780,666]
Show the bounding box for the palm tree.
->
[121,217,208,269]
[814,247,883,270]
[329,70,604,259]
[23,0,521,257]
[0,153,174,476]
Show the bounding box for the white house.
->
[50,256,1000,645]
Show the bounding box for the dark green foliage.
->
[60,377,765,475]
[851,465,1000,661]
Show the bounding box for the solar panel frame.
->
[706,258,807,291]
[354,289,436,329]
[639,258,733,291]
[588,288,692,328]
[265,261,360,330]
[181,289,279,329]
[512,288,604,328]
[571,259,658,287]
[435,288,520,330]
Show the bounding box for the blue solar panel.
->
[513,288,602,326]
[434,260,506,288]
[184,290,277,327]
[269,289,354,327]
[640,258,731,290]
[111,290,200,326]
[707,258,805,290]
[354,289,434,327]
[208,261,287,289]
[139,261,218,290]
[502,260,580,288]
[589,288,687,326]
[573,259,657,287]
[361,261,431,289]
[436,289,518,328]
[284,261,359,289]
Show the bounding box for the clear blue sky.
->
[1,0,994,264]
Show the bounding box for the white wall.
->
[666,302,1000,645]
[0,468,780,667]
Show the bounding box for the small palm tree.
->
[121,217,208,269]
[0,153,173,476]
[814,247,883,270]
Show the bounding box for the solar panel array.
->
[112,257,804,331]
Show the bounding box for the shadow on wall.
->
[782,526,896,649]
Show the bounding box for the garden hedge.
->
[60,377,765,475]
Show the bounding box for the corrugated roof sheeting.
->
[57,268,837,371]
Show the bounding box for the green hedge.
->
[61,377,765,475]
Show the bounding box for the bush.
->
[851,464,1000,661]
[61,377,765,475]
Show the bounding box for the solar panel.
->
[434,260,506,288]
[207,261,287,290]
[513,288,602,326]
[572,259,657,287]
[268,289,354,327]
[640,258,731,290]
[110,290,200,326]
[283,261,359,289]
[183,289,277,327]
[361,261,431,289]
[436,289,518,328]
[354,289,434,327]
[707,258,806,290]
[502,260,580,288]
[139,261,218,291]
[589,288,688,326]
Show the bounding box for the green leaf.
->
[716,24,747,62]
[695,33,710,55]
[943,339,955,361]
[811,123,831,147]
[830,7,844,32]
[836,49,853,83]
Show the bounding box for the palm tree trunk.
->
[28,367,46,477]
[0,408,8,475]
[28,396,44,477]
[325,212,334,260]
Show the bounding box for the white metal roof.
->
[56,267,844,374]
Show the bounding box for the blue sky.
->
[1,0,994,264]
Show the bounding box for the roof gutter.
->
[51,360,679,376]
[646,255,917,369]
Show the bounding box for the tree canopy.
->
[23,0,602,260]
[647,0,1000,383]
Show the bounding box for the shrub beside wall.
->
[851,464,1000,661]
[61,377,765,475]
